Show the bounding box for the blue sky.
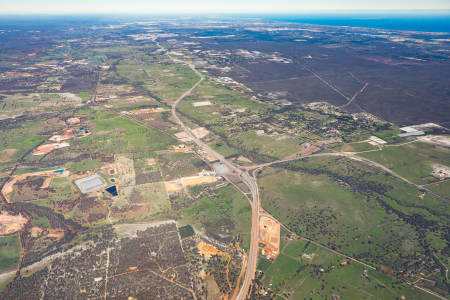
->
[1,0,450,14]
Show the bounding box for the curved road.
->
[162,48,259,300]
[161,45,448,300]
[245,151,449,202]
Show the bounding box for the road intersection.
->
[163,45,447,300]
[164,48,259,300]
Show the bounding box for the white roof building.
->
[74,174,106,194]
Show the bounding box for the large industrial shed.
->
[74,174,107,194]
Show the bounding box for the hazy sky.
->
[1,0,450,14]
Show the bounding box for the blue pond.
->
[105,186,118,197]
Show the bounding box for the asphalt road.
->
[163,49,260,300]
[139,46,449,300]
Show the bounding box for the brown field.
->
[419,135,450,148]
[165,176,219,193]
[0,149,17,162]
[183,176,218,186]
[49,134,72,142]
[32,142,70,155]
[174,131,193,143]
[283,143,321,160]
[40,177,52,189]
[47,228,65,240]
[131,107,166,116]
[197,242,227,260]
[30,226,43,238]
[259,215,280,260]
[147,119,171,130]
[192,127,210,139]
[0,211,28,236]
[341,144,354,152]
[205,275,222,300]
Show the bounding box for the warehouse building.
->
[74,174,107,194]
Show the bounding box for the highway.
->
[151,45,450,300]
[163,48,259,300]
[161,45,450,300]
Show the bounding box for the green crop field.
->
[257,155,449,295]
[177,96,223,125]
[68,158,101,173]
[144,63,199,101]
[209,140,240,159]
[339,141,379,152]
[30,215,51,227]
[229,131,301,160]
[427,180,450,198]
[176,81,272,128]
[194,81,271,112]
[158,151,207,181]
[0,235,21,272]
[358,141,450,185]
[181,185,252,249]
[134,182,170,215]
[261,238,433,299]
[116,59,147,83]
[73,114,176,155]
[0,131,47,164]
[177,81,271,122]
[48,177,76,204]
[75,91,92,102]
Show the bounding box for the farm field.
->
[144,63,199,102]
[0,117,51,165]
[257,156,449,296]
[1,15,450,300]
[209,140,240,159]
[157,151,208,181]
[229,131,301,160]
[71,110,176,155]
[0,93,82,118]
[358,141,450,185]
[338,141,379,152]
[427,180,450,198]
[0,235,21,272]
[260,238,432,299]
[180,185,252,250]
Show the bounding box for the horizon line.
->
[1,9,450,15]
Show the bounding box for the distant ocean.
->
[1,13,449,33]
[263,14,450,33]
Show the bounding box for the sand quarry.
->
[259,215,281,260]
[0,211,28,236]
[197,242,228,260]
[165,175,220,193]
[32,142,70,155]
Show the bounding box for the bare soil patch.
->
[0,148,17,162]
[0,211,28,236]
[259,215,280,259]
[342,144,354,152]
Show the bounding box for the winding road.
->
[161,44,448,300]
[162,47,259,300]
